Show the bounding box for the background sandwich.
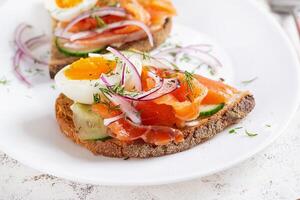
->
[46,0,176,77]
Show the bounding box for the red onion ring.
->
[13,50,31,87]
[99,73,141,124]
[120,62,126,86]
[107,47,142,91]
[13,34,50,87]
[60,7,126,37]
[69,20,154,46]
[153,45,221,72]
[14,23,49,65]
[139,78,179,101]
[185,44,213,52]
[100,74,113,87]
[106,93,141,124]
[103,114,124,126]
[100,62,178,102]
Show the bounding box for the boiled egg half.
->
[45,0,98,22]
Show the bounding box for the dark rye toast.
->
[55,92,255,158]
[49,18,173,78]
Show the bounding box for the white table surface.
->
[1,0,300,199]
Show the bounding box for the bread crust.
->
[49,18,172,78]
[55,92,255,158]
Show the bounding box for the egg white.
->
[55,53,143,104]
[45,0,98,22]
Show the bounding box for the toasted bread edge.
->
[55,92,255,158]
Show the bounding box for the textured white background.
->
[1,0,300,199]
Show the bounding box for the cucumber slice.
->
[55,37,106,57]
[71,103,109,141]
[199,103,225,117]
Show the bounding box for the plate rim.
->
[0,0,300,186]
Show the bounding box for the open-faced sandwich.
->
[54,47,255,158]
[46,0,176,77]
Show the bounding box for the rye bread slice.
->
[49,18,172,78]
[55,92,255,158]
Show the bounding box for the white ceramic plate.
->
[0,0,299,186]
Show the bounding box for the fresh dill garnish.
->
[207,66,216,76]
[94,16,107,28]
[50,84,56,90]
[114,57,121,64]
[127,48,150,60]
[94,82,100,87]
[169,62,179,70]
[25,68,44,76]
[142,51,150,60]
[0,77,10,86]
[93,93,101,103]
[93,92,120,111]
[265,124,271,128]
[169,52,177,58]
[111,83,125,95]
[180,54,191,63]
[99,87,111,97]
[184,70,194,92]
[228,127,243,134]
[242,77,258,85]
[104,101,120,112]
[245,130,258,137]
[93,88,120,111]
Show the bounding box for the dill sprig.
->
[93,92,120,112]
[94,16,107,28]
[228,127,243,134]
[245,130,258,137]
[111,83,125,95]
[93,93,101,103]
[0,77,10,86]
[184,70,194,92]
[242,77,258,85]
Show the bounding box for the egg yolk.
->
[64,57,116,80]
[56,0,83,8]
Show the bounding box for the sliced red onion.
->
[60,7,126,37]
[153,46,222,72]
[54,28,74,40]
[186,44,212,52]
[103,114,124,126]
[100,74,113,87]
[152,56,179,69]
[113,77,178,102]
[13,50,31,87]
[120,62,126,86]
[13,34,50,86]
[99,71,141,124]
[14,23,49,65]
[106,93,141,124]
[107,47,142,91]
[139,78,179,101]
[154,45,212,56]
[69,20,154,46]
